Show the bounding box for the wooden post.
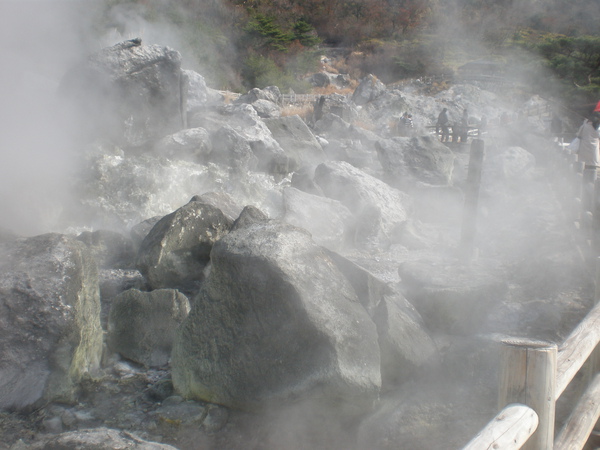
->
[593,182,600,256]
[586,257,600,385]
[582,168,597,220]
[572,161,585,223]
[460,139,484,260]
[498,338,557,450]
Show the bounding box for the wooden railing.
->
[462,141,600,449]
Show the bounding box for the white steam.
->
[0,1,100,236]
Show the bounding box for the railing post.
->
[573,160,585,223]
[460,139,484,261]
[498,338,558,450]
[582,168,597,215]
[593,180,600,256]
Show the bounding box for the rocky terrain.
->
[0,39,591,449]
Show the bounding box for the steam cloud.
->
[0,1,100,235]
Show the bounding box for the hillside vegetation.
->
[96,0,600,106]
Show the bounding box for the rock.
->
[189,192,244,222]
[371,292,437,387]
[107,288,190,367]
[153,127,212,163]
[236,86,281,104]
[60,39,185,147]
[130,216,162,250]
[171,218,381,412]
[309,72,330,88]
[191,103,290,175]
[209,125,258,172]
[352,74,387,106]
[251,99,281,119]
[98,269,146,328]
[282,187,353,251]
[77,229,136,269]
[398,256,509,334]
[230,205,269,232]
[15,428,178,449]
[136,201,233,290]
[313,93,359,124]
[264,115,328,171]
[153,400,207,426]
[290,165,324,196]
[325,250,437,387]
[313,112,352,138]
[375,136,455,188]
[314,161,411,247]
[0,233,103,410]
[322,138,376,169]
[184,69,222,114]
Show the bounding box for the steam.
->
[0,1,100,236]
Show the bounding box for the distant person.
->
[576,115,600,168]
[437,108,450,142]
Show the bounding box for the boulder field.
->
[0,39,589,449]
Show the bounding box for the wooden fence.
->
[462,141,600,449]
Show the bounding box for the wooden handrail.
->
[554,373,600,449]
[462,404,539,450]
[556,299,600,398]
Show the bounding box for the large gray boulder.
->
[107,289,190,367]
[189,191,244,222]
[352,74,387,105]
[375,136,456,189]
[236,86,282,104]
[325,250,437,388]
[153,127,212,163]
[60,38,186,147]
[264,114,328,171]
[136,200,233,290]
[190,103,291,175]
[171,214,381,412]
[0,234,103,411]
[251,98,282,119]
[209,125,258,172]
[314,161,411,247]
[312,93,359,124]
[282,187,353,251]
[184,69,222,114]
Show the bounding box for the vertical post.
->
[587,257,600,384]
[460,139,485,260]
[593,180,600,256]
[498,338,557,450]
[573,161,585,223]
[582,168,597,218]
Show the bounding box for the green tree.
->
[292,19,320,47]
[244,14,294,51]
